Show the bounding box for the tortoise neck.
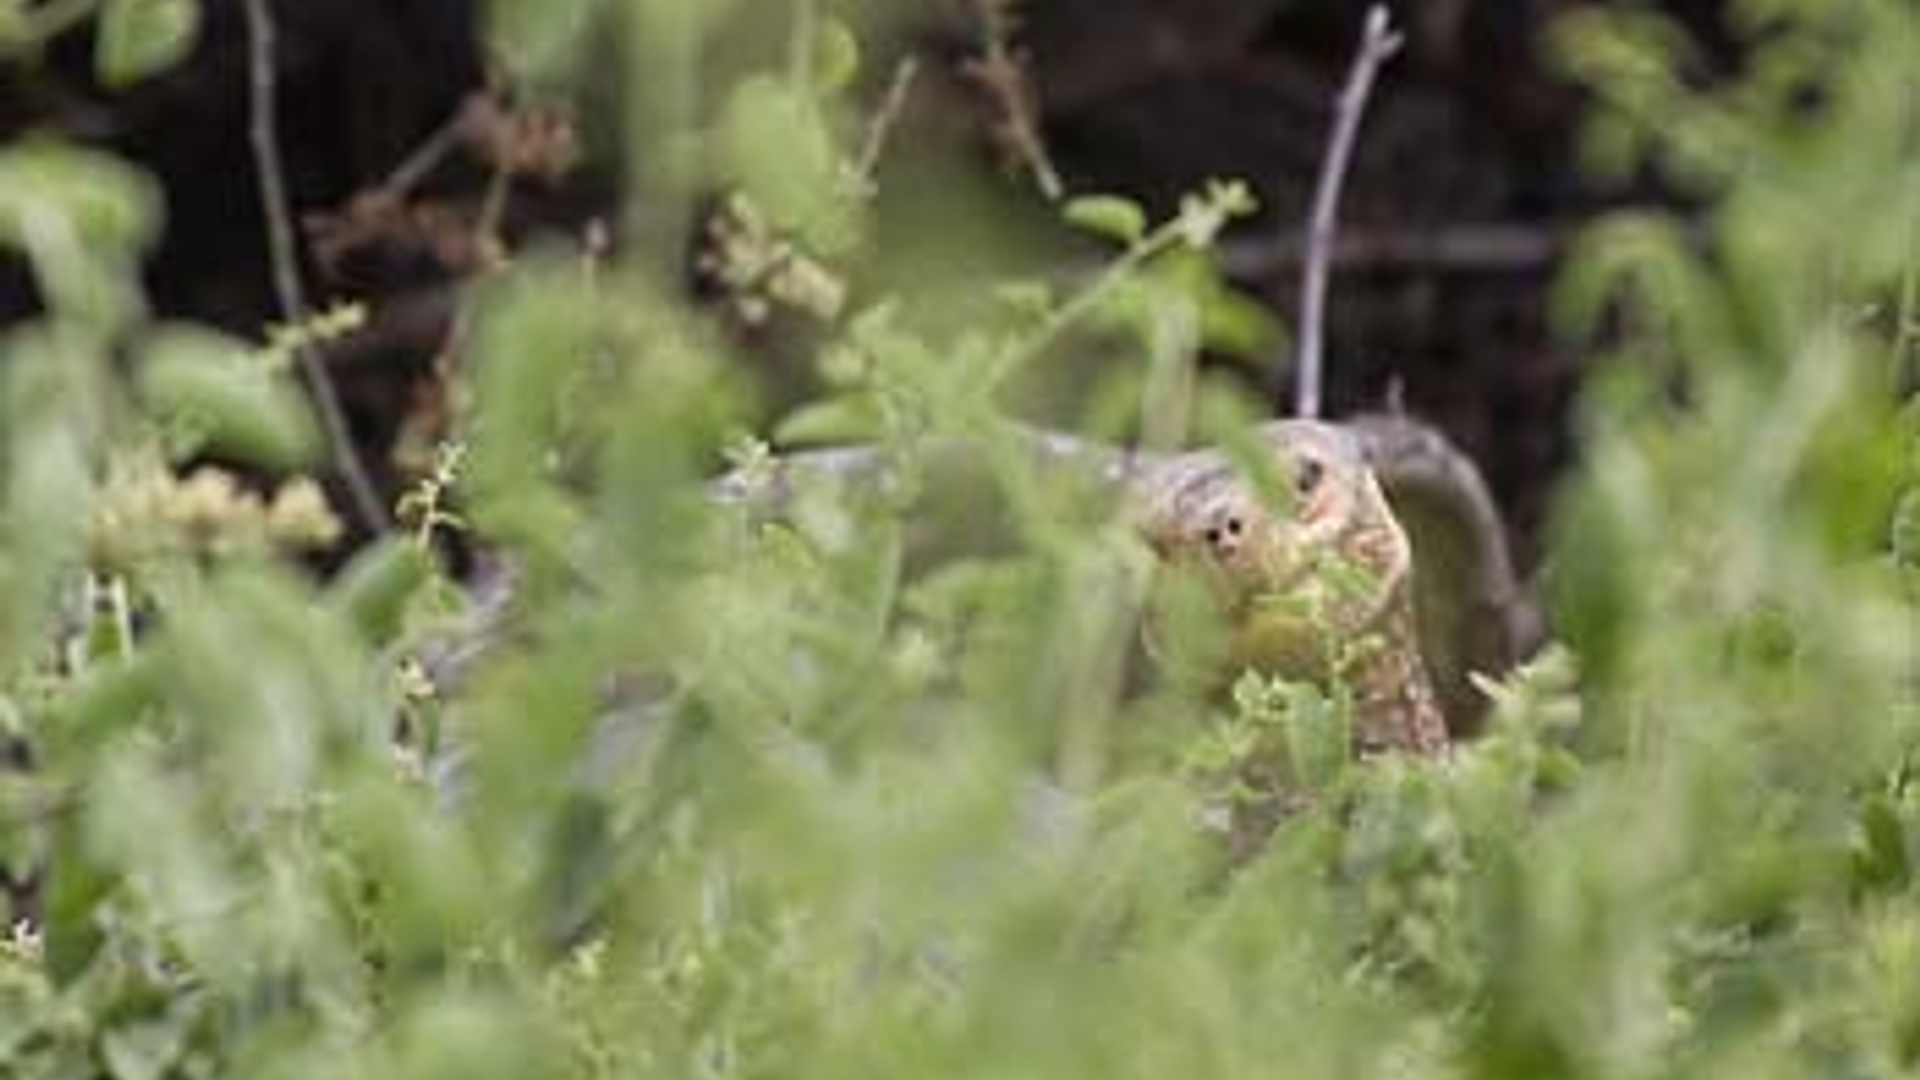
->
[1347,581,1449,755]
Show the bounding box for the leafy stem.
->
[985,179,1256,393]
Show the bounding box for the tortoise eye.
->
[1200,515,1243,553]
[1295,458,1325,497]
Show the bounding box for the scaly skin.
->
[1136,420,1448,756]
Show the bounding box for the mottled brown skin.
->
[1136,421,1448,756]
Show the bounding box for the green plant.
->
[0,1,1917,1078]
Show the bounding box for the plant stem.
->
[242,0,390,533]
[986,221,1185,391]
[1290,4,1402,419]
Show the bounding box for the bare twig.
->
[472,150,517,270]
[1290,4,1403,418]
[851,57,921,196]
[242,0,390,532]
[965,0,1063,200]
[383,94,489,197]
[241,0,303,328]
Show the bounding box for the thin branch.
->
[1289,4,1403,419]
[383,94,489,197]
[242,0,301,324]
[984,212,1191,389]
[966,0,1063,201]
[851,57,921,196]
[242,0,390,532]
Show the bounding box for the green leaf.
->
[774,392,885,446]
[814,16,861,92]
[1175,179,1256,249]
[0,336,95,672]
[0,141,159,330]
[0,8,32,54]
[1280,682,1350,794]
[0,141,158,253]
[95,0,200,88]
[1063,194,1147,245]
[138,325,319,470]
[720,75,859,254]
[1893,487,1920,581]
[487,0,598,80]
[45,654,163,754]
[101,1009,192,1080]
[1855,792,1914,894]
[326,538,433,645]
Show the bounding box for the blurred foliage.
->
[0,0,197,84]
[1,0,1918,1078]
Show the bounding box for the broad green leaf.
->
[0,142,158,330]
[1063,195,1146,245]
[95,0,199,87]
[326,538,433,645]
[137,326,319,470]
[814,17,861,92]
[774,392,885,446]
[0,334,95,673]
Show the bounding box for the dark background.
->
[0,0,1735,562]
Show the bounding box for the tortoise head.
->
[1135,421,1415,679]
